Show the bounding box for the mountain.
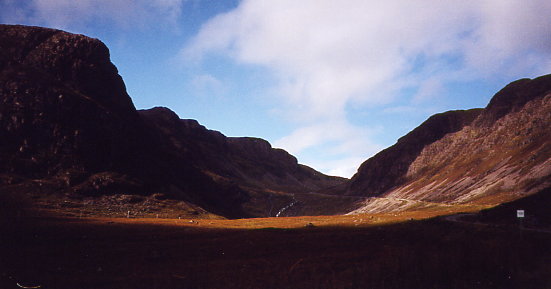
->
[2,24,548,220]
[348,75,551,213]
[0,24,344,219]
[348,108,483,197]
[138,107,346,216]
[139,107,344,195]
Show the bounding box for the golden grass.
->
[74,203,490,230]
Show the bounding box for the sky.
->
[1,0,550,177]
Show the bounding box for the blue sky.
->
[2,0,550,177]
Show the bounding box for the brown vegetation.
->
[1,210,550,289]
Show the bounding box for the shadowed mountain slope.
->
[0,24,344,218]
[473,187,551,228]
[139,107,344,195]
[348,75,551,213]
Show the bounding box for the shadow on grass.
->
[0,212,550,289]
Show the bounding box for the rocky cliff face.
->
[0,25,159,186]
[348,109,482,196]
[348,75,551,213]
[0,24,345,218]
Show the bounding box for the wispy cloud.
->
[0,0,32,23]
[182,0,551,177]
[190,73,227,97]
[2,0,185,30]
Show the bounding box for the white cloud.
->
[460,0,551,78]
[274,120,383,178]
[312,156,373,179]
[22,0,185,30]
[182,0,551,176]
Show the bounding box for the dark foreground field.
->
[1,213,550,289]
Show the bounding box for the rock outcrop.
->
[348,75,551,213]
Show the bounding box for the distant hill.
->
[348,75,551,213]
[0,24,344,219]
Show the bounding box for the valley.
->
[1,202,550,289]
[1,24,550,289]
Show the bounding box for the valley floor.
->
[1,211,550,289]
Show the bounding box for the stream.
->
[276,197,298,217]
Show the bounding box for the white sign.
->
[517,210,525,218]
